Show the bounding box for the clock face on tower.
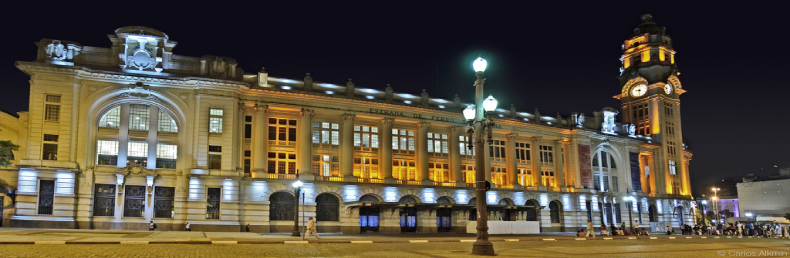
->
[631,84,647,97]
[664,84,673,94]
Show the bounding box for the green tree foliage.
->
[0,140,20,167]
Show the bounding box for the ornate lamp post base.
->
[472,240,495,255]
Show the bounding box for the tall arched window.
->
[549,201,562,224]
[269,192,294,221]
[96,103,178,168]
[592,150,618,192]
[525,200,539,221]
[315,193,339,221]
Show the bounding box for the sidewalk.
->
[0,228,779,245]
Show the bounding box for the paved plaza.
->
[0,229,787,257]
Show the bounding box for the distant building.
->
[0,14,695,233]
[736,169,790,223]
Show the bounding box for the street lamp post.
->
[711,187,720,225]
[464,56,496,256]
[623,196,636,235]
[292,171,303,237]
[701,200,708,225]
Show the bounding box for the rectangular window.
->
[594,174,601,191]
[314,122,340,146]
[462,164,475,183]
[539,145,553,166]
[393,159,417,181]
[268,151,296,174]
[96,140,119,165]
[93,184,116,216]
[488,139,506,161]
[206,188,221,219]
[427,133,449,155]
[354,125,379,150]
[46,95,61,103]
[459,136,475,156]
[269,118,297,143]
[158,110,178,133]
[129,104,150,131]
[542,171,556,187]
[515,142,531,163]
[353,157,379,178]
[38,180,55,215]
[313,155,340,177]
[428,163,450,182]
[153,187,175,218]
[392,129,415,154]
[156,144,177,169]
[209,108,223,133]
[244,159,251,174]
[123,185,146,217]
[490,167,507,186]
[44,95,61,122]
[127,142,148,165]
[208,144,222,170]
[612,176,619,192]
[518,168,532,186]
[245,124,252,138]
[669,160,677,175]
[665,103,674,117]
[43,134,59,160]
[633,103,650,136]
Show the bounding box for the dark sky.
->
[2,3,787,196]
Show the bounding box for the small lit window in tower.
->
[670,54,675,64]
[659,49,665,61]
[641,51,650,63]
[623,57,630,69]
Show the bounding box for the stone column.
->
[146,105,159,169]
[381,118,395,184]
[554,139,566,188]
[418,121,431,185]
[341,113,356,182]
[117,103,130,167]
[450,126,464,187]
[299,109,314,180]
[506,133,520,189]
[251,104,268,177]
[531,136,542,188]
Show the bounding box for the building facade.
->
[1,15,694,233]
[737,169,790,223]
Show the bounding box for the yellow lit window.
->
[670,54,675,64]
[641,51,650,62]
[659,49,665,61]
[623,57,630,68]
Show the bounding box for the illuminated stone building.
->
[1,14,694,233]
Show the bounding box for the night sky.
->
[1,3,787,196]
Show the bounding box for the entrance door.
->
[436,208,452,232]
[605,203,614,225]
[359,207,380,233]
[400,207,417,232]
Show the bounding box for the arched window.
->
[315,193,339,221]
[592,150,618,192]
[498,198,514,206]
[399,196,417,204]
[359,194,379,203]
[436,197,452,204]
[467,198,476,205]
[648,205,657,222]
[549,201,562,224]
[525,200,539,221]
[269,192,294,221]
[96,103,179,168]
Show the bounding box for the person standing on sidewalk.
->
[586,220,595,237]
[185,222,191,231]
[601,222,609,236]
[303,217,321,240]
[633,220,640,236]
[149,221,156,231]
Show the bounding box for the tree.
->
[0,140,20,167]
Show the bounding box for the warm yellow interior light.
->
[659,49,665,61]
[624,57,630,68]
[641,51,650,62]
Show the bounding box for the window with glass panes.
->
[93,184,115,216]
[96,140,119,165]
[269,118,297,145]
[244,151,251,174]
[632,103,650,135]
[129,104,150,131]
[462,164,475,183]
[489,139,506,161]
[665,121,675,136]
[313,122,339,147]
[268,152,296,174]
[667,141,677,156]
[491,167,507,185]
[354,125,379,151]
[539,145,553,166]
[99,106,120,128]
[44,95,61,122]
[542,171,556,187]
[672,181,681,194]
[393,159,416,180]
[515,142,530,164]
[158,110,178,133]
[208,145,222,169]
[156,144,177,169]
[669,160,677,175]
[127,142,148,165]
[153,187,175,218]
[43,134,58,160]
[665,102,674,117]
[429,162,450,182]
[592,150,616,191]
[427,133,448,156]
[209,108,223,133]
[518,168,532,186]
[313,155,339,176]
[392,129,415,154]
[353,157,378,178]
[459,136,474,157]
[244,115,252,139]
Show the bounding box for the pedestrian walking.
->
[633,220,640,236]
[303,217,320,240]
[185,222,191,231]
[601,223,609,236]
[666,225,671,235]
[246,224,251,232]
[149,221,157,231]
[586,220,595,237]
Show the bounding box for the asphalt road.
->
[0,238,788,257]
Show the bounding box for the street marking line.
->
[212,241,238,244]
[35,241,66,245]
[505,239,519,242]
[701,237,707,239]
[542,239,556,241]
[120,241,149,245]
[575,238,586,241]
[603,238,613,240]
[738,236,743,238]
[628,237,636,240]
[460,240,476,242]
[686,237,692,239]
[650,237,657,239]
[284,241,309,244]
[714,237,720,239]
[409,240,429,243]
[726,236,731,238]
[669,237,676,239]
[351,241,373,244]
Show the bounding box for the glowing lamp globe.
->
[622,196,635,202]
[482,95,498,112]
[701,200,707,205]
[463,104,476,121]
[292,180,303,188]
[473,56,487,72]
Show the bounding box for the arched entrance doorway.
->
[436,197,452,232]
[525,199,539,221]
[359,195,380,233]
[399,196,417,232]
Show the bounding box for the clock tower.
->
[614,14,689,196]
